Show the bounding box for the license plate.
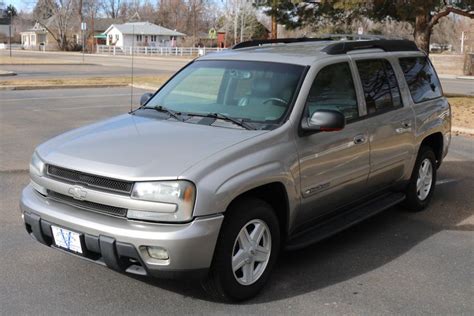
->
[51,226,83,254]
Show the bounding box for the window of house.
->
[108,34,112,43]
[136,35,142,42]
[305,62,359,122]
[399,57,443,103]
[356,59,402,115]
[115,34,119,41]
[151,35,157,42]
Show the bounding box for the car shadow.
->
[131,160,474,303]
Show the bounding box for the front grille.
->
[46,165,133,194]
[47,191,128,217]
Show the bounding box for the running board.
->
[285,192,406,251]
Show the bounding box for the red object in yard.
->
[217,31,226,48]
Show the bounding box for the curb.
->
[0,71,16,76]
[452,126,474,135]
[457,76,474,80]
[131,83,160,91]
[0,83,128,91]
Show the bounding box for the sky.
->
[4,0,34,12]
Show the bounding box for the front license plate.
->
[51,226,83,254]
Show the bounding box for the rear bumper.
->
[20,185,223,279]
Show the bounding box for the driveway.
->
[0,87,473,314]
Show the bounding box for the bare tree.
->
[34,0,77,50]
[101,0,121,19]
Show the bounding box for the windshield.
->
[144,60,305,128]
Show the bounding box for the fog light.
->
[147,246,169,260]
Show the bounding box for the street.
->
[1,50,473,96]
[0,87,473,314]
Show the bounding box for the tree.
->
[34,0,78,50]
[267,0,474,52]
[100,0,122,19]
[6,4,17,17]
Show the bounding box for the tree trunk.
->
[413,12,432,54]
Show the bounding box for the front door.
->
[294,61,370,229]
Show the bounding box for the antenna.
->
[130,23,135,112]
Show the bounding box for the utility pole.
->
[8,8,12,57]
[461,31,465,54]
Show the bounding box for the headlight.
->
[128,181,196,222]
[30,151,45,176]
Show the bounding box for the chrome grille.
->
[46,165,133,194]
[47,191,128,217]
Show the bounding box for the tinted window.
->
[306,63,359,122]
[357,59,402,114]
[399,57,442,103]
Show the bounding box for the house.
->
[20,22,50,49]
[104,22,185,48]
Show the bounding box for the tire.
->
[403,146,437,212]
[202,197,280,302]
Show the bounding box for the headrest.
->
[252,78,271,96]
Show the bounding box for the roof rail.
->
[322,39,419,54]
[232,36,419,55]
[232,37,333,50]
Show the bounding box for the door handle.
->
[353,135,366,145]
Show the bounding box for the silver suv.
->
[21,37,451,301]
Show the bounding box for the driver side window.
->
[306,62,359,122]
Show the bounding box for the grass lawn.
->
[0,75,170,89]
[448,97,474,130]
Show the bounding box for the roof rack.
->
[232,36,419,54]
[322,39,419,54]
[232,37,333,50]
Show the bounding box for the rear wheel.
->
[202,198,280,302]
[403,146,437,212]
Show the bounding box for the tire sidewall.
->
[210,198,280,301]
[406,147,437,210]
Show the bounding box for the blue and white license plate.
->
[51,226,83,254]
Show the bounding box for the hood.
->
[37,113,266,180]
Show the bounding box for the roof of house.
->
[105,22,185,37]
[20,22,47,34]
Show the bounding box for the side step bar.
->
[286,192,406,251]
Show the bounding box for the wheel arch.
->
[420,132,444,168]
[226,182,290,244]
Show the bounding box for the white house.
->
[104,22,185,48]
[20,22,49,50]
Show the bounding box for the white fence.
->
[96,45,225,57]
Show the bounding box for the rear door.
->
[353,57,416,190]
[294,61,370,228]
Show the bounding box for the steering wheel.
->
[263,97,288,107]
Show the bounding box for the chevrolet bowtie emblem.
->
[68,185,87,200]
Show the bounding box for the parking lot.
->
[0,86,472,314]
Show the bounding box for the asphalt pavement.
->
[0,87,473,315]
[1,50,473,96]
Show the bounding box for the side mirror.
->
[301,109,345,133]
[140,93,153,106]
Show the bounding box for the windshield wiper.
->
[152,105,184,122]
[187,112,255,130]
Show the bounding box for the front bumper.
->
[20,185,223,279]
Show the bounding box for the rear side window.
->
[356,59,402,115]
[305,62,359,122]
[399,57,442,103]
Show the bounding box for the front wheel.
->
[403,146,437,212]
[202,198,280,302]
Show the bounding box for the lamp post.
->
[7,8,12,57]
